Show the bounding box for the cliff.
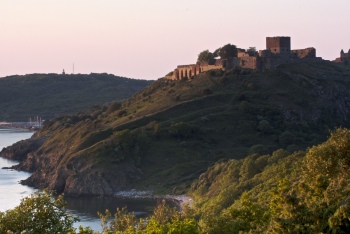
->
[1,61,350,196]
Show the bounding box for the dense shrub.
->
[169,122,200,139]
[248,144,269,155]
[202,88,213,95]
[279,131,296,146]
[117,109,127,117]
[107,102,122,114]
[0,191,77,233]
[257,120,273,134]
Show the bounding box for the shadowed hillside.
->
[1,61,350,196]
[187,128,350,233]
[0,73,152,121]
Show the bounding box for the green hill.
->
[188,128,350,233]
[0,73,152,121]
[1,61,350,198]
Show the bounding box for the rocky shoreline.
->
[114,190,194,210]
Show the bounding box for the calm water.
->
[0,128,158,231]
[0,128,35,211]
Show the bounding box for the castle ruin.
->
[334,49,350,65]
[165,36,322,80]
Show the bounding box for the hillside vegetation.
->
[1,61,350,198]
[0,73,152,121]
[188,128,350,233]
[2,128,350,233]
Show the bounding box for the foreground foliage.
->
[0,191,77,233]
[98,201,198,234]
[0,193,198,234]
[2,128,350,233]
[192,128,350,233]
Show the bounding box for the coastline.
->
[114,190,194,210]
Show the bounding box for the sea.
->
[0,127,158,231]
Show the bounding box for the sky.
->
[1,0,349,80]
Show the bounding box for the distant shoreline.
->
[0,125,35,131]
[114,190,193,210]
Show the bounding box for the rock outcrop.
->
[1,135,142,196]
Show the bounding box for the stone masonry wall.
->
[291,47,316,58]
[266,36,291,55]
[164,36,344,80]
[333,49,350,66]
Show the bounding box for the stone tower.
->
[266,36,291,56]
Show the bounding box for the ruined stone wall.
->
[340,49,350,58]
[266,36,291,55]
[334,57,350,65]
[291,47,316,58]
[333,49,350,66]
[214,59,225,66]
[165,64,203,80]
[200,64,222,72]
[261,58,283,70]
[263,57,292,70]
[165,36,329,79]
[165,71,176,80]
[261,57,323,70]
[259,50,272,58]
[165,61,224,80]
[238,51,250,57]
[225,57,260,70]
[239,57,260,70]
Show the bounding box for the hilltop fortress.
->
[165,36,349,80]
[334,49,350,65]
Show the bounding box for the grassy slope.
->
[28,61,350,195]
[0,73,152,121]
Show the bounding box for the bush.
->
[202,88,213,95]
[257,120,273,134]
[146,121,161,137]
[107,102,122,114]
[279,131,296,147]
[0,191,77,233]
[99,200,199,234]
[239,101,256,114]
[169,122,200,139]
[248,144,269,155]
[117,109,127,117]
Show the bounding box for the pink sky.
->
[1,0,349,80]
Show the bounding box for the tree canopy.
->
[197,50,214,63]
[2,129,350,233]
[190,128,350,233]
[197,43,239,63]
[215,44,238,59]
[247,47,257,56]
[0,191,77,233]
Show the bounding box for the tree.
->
[0,190,77,234]
[202,193,268,234]
[247,47,257,56]
[216,44,238,59]
[98,200,199,234]
[268,128,350,233]
[197,50,214,63]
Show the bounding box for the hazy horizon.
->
[1,0,349,80]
